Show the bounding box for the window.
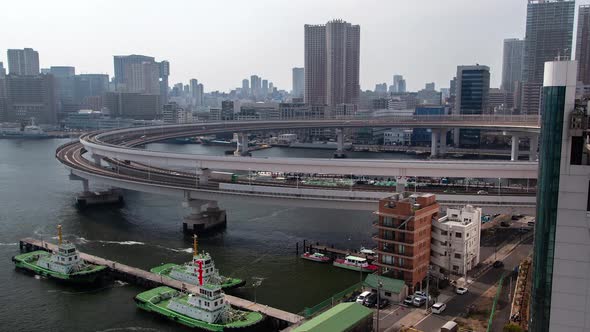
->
[571,136,583,165]
[68,257,72,261]
[441,230,448,235]
[454,253,461,259]
[385,292,392,297]
[453,265,459,271]
[466,232,470,238]
[455,232,462,238]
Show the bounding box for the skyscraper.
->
[113,55,169,108]
[454,65,490,147]
[292,67,304,98]
[4,74,56,123]
[501,38,525,93]
[530,59,589,332]
[262,79,269,97]
[50,66,76,115]
[392,75,405,93]
[250,75,260,98]
[7,48,39,76]
[520,0,574,114]
[304,20,360,106]
[576,5,590,85]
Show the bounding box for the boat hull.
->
[135,286,264,331]
[150,263,245,290]
[332,261,377,273]
[12,251,106,284]
[300,255,331,263]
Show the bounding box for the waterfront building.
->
[501,38,525,93]
[383,128,412,146]
[430,205,482,279]
[454,65,490,147]
[412,106,446,145]
[50,66,76,116]
[304,19,360,106]
[7,48,39,76]
[4,74,56,124]
[162,102,192,124]
[530,59,590,332]
[521,0,575,115]
[374,193,439,291]
[103,92,159,120]
[113,54,169,107]
[62,110,134,130]
[292,67,304,98]
[488,88,514,112]
[74,74,109,106]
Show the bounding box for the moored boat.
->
[12,225,106,283]
[151,235,245,290]
[333,255,378,273]
[300,252,331,263]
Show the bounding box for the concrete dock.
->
[19,237,303,327]
[301,241,375,261]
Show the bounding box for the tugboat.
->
[151,235,245,290]
[12,225,106,283]
[333,255,378,273]
[135,285,264,331]
[300,252,331,263]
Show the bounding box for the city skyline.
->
[4,0,590,93]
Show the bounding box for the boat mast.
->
[57,224,63,245]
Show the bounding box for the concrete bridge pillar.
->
[92,154,103,166]
[453,128,460,147]
[529,134,538,161]
[439,129,448,157]
[195,167,211,186]
[234,132,251,156]
[511,134,520,161]
[182,199,227,235]
[431,129,440,158]
[396,177,407,193]
[334,128,346,158]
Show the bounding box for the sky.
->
[2,0,590,92]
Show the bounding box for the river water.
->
[0,139,422,331]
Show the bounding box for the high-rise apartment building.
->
[374,193,439,291]
[250,75,261,98]
[576,5,590,85]
[262,79,269,97]
[530,60,590,332]
[392,75,406,93]
[454,65,490,146]
[241,79,250,97]
[113,55,169,108]
[521,0,574,114]
[501,38,525,93]
[304,20,360,106]
[50,66,76,115]
[292,67,304,98]
[7,48,39,76]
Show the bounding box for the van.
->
[431,302,446,314]
[413,296,426,307]
[356,291,371,304]
[440,320,458,332]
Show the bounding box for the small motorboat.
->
[301,252,331,263]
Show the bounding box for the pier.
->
[297,240,376,261]
[19,237,304,328]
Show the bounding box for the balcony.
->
[372,235,415,246]
[375,248,416,259]
[431,231,449,242]
[374,261,414,272]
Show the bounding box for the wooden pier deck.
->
[304,242,375,261]
[19,237,303,325]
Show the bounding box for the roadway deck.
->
[18,237,303,325]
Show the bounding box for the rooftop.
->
[293,302,373,332]
[364,274,406,294]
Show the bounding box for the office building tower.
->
[454,65,490,146]
[50,66,76,115]
[0,62,6,77]
[4,74,56,124]
[159,61,170,105]
[74,74,109,105]
[392,75,404,93]
[103,92,159,119]
[292,67,304,98]
[262,79,269,97]
[7,48,39,76]
[375,83,387,94]
[304,19,360,106]
[501,38,525,93]
[189,79,199,105]
[374,193,439,291]
[113,55,169,109]
[425,82,435,91]
[521,0,574,114]
[576,5,590,85]
[241,79,249,96]
[530,59,590,332]
[250,75,261,98]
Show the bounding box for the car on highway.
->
[403,296,414,306]
[493,260,504,268]
[477,190,488,195]
[356,291,371,304]
[456,287,468,295]
[431,302,447,314]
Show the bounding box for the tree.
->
[503,323,523,332]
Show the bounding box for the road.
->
[414,236,533,332]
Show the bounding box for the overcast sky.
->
[1,0,589,92]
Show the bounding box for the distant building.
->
[279,102,325,120]
[383,128,412,145]
[454,65,490,147]
[413,106,446,145]
[162,102,192,124]
[392,75,405,93]
[430,205,482,278]
[113,54,169,107]
[292,67,304,98]
[50,66,76,116]
[103,92,159,120]
[304,19,360,106]
[425,82,435,91]
[488,88,514,112]
[416,89,442,105]
[375,83,388,94]
[7,48,39,76]
[241,79,250,97]
[74,74,109,106]
[4,74,56,124]
[577,5,590,86]
[63,110,134,130]
[501,38,525,93]
[374,193,439,291]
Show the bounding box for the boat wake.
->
[95,327,161,332]
[248,207,294,222]
[95,240,146,246]
[0,242,17,246]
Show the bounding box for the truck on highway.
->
[210,171,238,182]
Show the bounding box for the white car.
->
[431,302,447,314]
[456,287,468,295]
[356,291,371,304]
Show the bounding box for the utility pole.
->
[376,280,382,332]
[425,266,431,313]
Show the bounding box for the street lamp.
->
[376,280,383,332]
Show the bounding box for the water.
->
[0,139,387,331]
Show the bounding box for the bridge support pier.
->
[439,129,448,157]
[430,129,440,158]
[529,134,538,161]
[334,128,346,158]
[511,134,520,161]
[182,199,227,234]
[234,132,251,156]
[195,167,211,186]
[92,154,103,166]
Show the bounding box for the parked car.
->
[413,296,426,307]
[344,291,361,302]
[378,298,390,309]
[403,296,414,306]
[413,291,431,302]
[363,293,378,307]
[431,302,447,314]
[493,260,504,268]
[456,287,468,295]
[356,291,371,304]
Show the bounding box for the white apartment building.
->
[430,205,482,278]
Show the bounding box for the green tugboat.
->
[151,235,244,290]
[135,286,264,331]
[12,225,106,283]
